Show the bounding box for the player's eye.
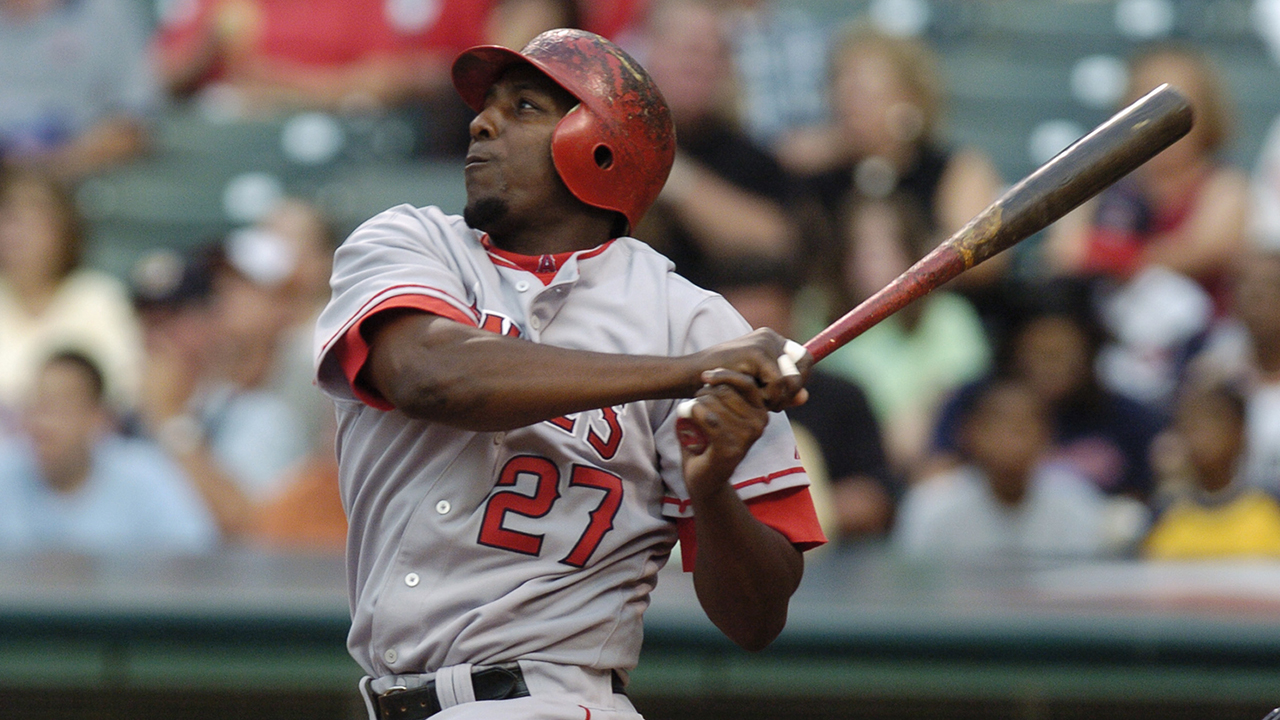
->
[517,97,540,112]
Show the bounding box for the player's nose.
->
[469,106,499,142]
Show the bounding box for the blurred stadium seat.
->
[81,0,1280,280]
[79,106,465,277]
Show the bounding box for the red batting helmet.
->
[452,29,676,233]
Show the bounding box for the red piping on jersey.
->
[322,283,478,352]
[333,292,480,410]
[677,486,827,571]
[661,466,806,512]
[481,234,614,286]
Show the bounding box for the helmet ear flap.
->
[551,105,618,215]
[551,101,673,234]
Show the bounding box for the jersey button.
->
[530,316,543,330]
[405,572,420,587]
[384,648,398,664]
[435,500,451,515]
[515,280,530,292]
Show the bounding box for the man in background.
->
[0,351,217,553]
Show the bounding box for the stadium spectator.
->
[0,169,143,419]
[0,0,158,180]
[1143,382,1280,559]
[236,202,345,548]
[1189,250,1280,494]
[484,0,648,48]
[1046,46,1246,408]
[0,351,218,553]
[893,380,1112,561]
[800,192,989,477]
[578,0,648,41]
[484,0,581,50]
[154,0,487,107]
[254,199,338,445]
[131,243,308,539]
[1048,45,1249,315]
[251,397,345,553]
[783,26,1002,278]
[205,230,311,489]
[1252,0,1280,252]
[722,0,831,150]
[931,279,1166,502]
[152,0,490,153]
[714,257,895,542]
[632,0,797,290]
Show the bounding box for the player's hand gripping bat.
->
[676,83,1195,454]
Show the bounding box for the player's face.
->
[463,65,580,241]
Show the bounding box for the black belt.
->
[374,665,626,720]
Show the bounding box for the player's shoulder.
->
[343,204,477,249]
[611,236,727,306]
[611,237,747,338]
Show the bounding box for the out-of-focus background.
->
[3,0,1280,718]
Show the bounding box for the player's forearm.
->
[690,485,803,651]
[366,312,704,430]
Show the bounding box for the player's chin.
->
[463,196,509,233]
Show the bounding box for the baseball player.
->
[314,29,827,720]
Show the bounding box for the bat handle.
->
[675,340,806,456]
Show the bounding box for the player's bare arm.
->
[361,309,809,432]
[680,371,805,651]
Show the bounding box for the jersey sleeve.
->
[314,205,481,405]
[675,487,827,571]
[655,292,826,564]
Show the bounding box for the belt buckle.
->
[376,683,440,720]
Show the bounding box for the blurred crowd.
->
[2,0,1280,565]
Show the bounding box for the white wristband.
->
[778,339,805,377]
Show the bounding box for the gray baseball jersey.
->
[315,205,818,679]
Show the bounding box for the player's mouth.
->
[465,153,489,169]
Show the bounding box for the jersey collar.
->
[480,235,615,285]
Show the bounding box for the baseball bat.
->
[676,83,1193,453]
[805,82,1193,362]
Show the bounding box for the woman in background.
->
[1048,46,1247,409]
[0,169,142,422]
[784,25,1006,331]
[1048,45,1249,316]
